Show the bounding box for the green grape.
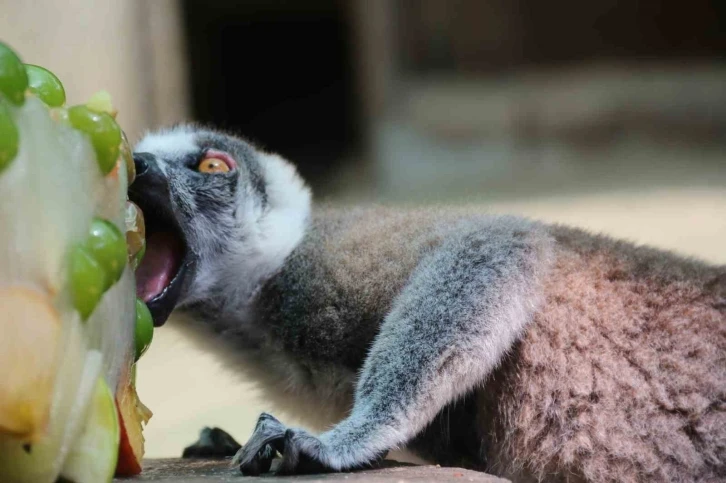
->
[70,245,106,320]
[120,131,134,184]
[67,105,121,175]
[86,218,127,290]
[0,100,19,173]
[25,64,65,107]
[133,241,146,269]
[127,232,146,271]
[0,43,28,105]
[134,299,153,361]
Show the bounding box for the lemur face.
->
[130,125,269,326]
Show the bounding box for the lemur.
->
[130,124,726,482]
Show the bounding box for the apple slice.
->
[115,375,151,476]
[60,377,119,483]
[0,287,60,442]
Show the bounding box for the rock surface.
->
[117,459,510,482]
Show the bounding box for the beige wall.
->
[0,0,190,141]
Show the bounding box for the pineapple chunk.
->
[85,90,117,119]
[0,287,60,442]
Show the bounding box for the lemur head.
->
[130,124,311,327]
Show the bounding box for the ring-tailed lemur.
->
[130,124,726,482]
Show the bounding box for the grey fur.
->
[133,125,726,482]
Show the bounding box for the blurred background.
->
[1,0,725,459]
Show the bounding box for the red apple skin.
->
[114,404,142,476]
[114,373,150,477]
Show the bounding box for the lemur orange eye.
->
[198,157,230,174]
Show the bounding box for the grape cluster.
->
[0,41,152,362]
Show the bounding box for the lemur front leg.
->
[235,220,553,475]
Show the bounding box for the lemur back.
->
[485,225,726,482]
[188,205,726,482]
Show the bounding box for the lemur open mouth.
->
[132,203,190,327]
[128,153,192,327]
[136,232,182,302]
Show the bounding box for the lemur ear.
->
[198,149,237,174]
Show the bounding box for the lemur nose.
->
[133,152,155,177]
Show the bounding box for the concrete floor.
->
[123,459,508,482]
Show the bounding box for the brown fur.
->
[485,226,726,482]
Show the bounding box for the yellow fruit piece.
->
[137,398,153,426]
[60,377,119,483]
[0,287,60,442]
[85,90,117,119]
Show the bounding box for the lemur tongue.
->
[136,232,184,302]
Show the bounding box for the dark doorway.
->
[181,0,362,190]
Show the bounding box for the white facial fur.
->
[133,125,312,311]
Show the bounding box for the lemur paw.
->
[234,413,383,476]
[233,413,285,475]
[273,428,340,475]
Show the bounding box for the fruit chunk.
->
[60,377,119,483]
[0,41,155,482]
[127,236,146,271]
[115,381,150,476]
[135,299,153,361]
[0,287,60,442]
[70,245,106,320]
[24,65,65,107]
[67,105,121,175]
[0,100,19,173]
[0,43,28,105]
[125,201,146,269]
[115,408,141,476]
[86,218,127,290]
[86,90,117,119]
[0,349,103,483]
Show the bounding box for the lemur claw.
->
[275,428,333,475]
[236,413,344,476]
[234,413,286,476]
[239,443,277,476]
